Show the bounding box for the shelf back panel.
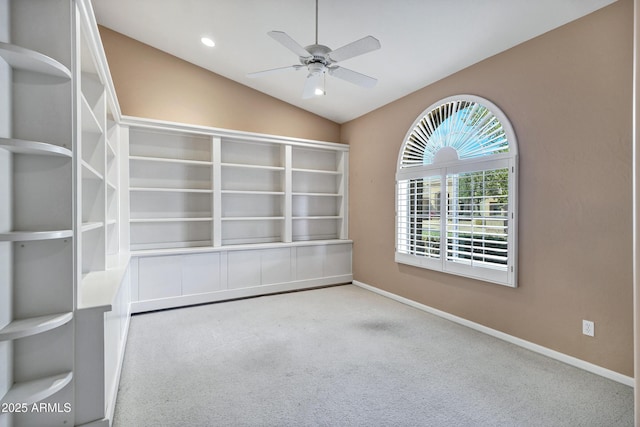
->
[13,154,72,231]
[221,139,282,168]
[12,71,72,148]
[222,193,283,218]
[130,128,211,162]
[221,168,282,192]
[130,191,212,219]
[130,161,212,190]
[13,239,73,318]
[130,221,212,249]
[221,219,284,246]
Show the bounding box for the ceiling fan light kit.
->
[247,0,381,99]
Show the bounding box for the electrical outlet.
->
[582,320,595,337]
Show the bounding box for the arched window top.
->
[398,95,517,169]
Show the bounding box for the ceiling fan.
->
[247,0,381,99]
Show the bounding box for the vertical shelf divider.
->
[212,136,222,247]
[339,151,349,240]
[283,145,292,243]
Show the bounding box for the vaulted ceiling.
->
[92,0,617,123]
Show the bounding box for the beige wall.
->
[343,0,633,375]
[98,26,341,142]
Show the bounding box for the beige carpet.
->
[114,284,633,426]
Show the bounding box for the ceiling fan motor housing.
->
[302,44,332,67]
[307,62,326,76]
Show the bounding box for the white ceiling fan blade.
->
[329,66,377,88]
[268,31,313,59]
[302,72,322,99]
[247,65,303,78]
[328,36,381,63]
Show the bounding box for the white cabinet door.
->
[182,252,222,295]
[227,250,261,289]
[261,247,292,285]
[325,244,352,277]
[295,245,324,280]
[138,255,182,300]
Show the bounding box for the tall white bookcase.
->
[74,1,131,426]
[1,1,130,426]
[0,0,75,426]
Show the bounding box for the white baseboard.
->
[131,275,353,313]
[352,280,634,387]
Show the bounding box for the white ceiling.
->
[91,0,617,124]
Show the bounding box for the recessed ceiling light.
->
[201,37,215,47]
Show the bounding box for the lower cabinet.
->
[75,262,132,427]
[131,242,353,313]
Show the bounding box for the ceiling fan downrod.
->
[315,0,319,45]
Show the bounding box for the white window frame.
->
[395,95,518,287]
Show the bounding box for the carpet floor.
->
[113,284,633,426]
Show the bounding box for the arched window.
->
[396,95,518,287]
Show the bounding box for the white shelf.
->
[130,187,213,194]
[131,217,212,223]
[293,192,342,197]
[0,41,71,79]
[0,312,73,341]
[131,238,352,256]
[222,217,284,221]
[79,253,131,310]
[221,162,284,171]
[292,168,340,175]
[0,137,72,157]
[106,142,116,161]
[130,240,213,252]
[82,221,104,232]
[0,230,73,242]
[130,155,212,166]
[293,216,342,220]
[82,160,104,180]
[81,94,103,134]
[0,371,73,406]
[222,190,285,195]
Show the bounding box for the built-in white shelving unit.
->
[292,146,347,242]
[128,124,349,251]
[128,127,213,251]
[0,0,75,426]
[125,118,352,313]
[73,2,132,426]
[220,138,286,245]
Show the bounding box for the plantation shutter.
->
[397,175,442,259]
[445,167,510,270]
[395,95,518,287]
